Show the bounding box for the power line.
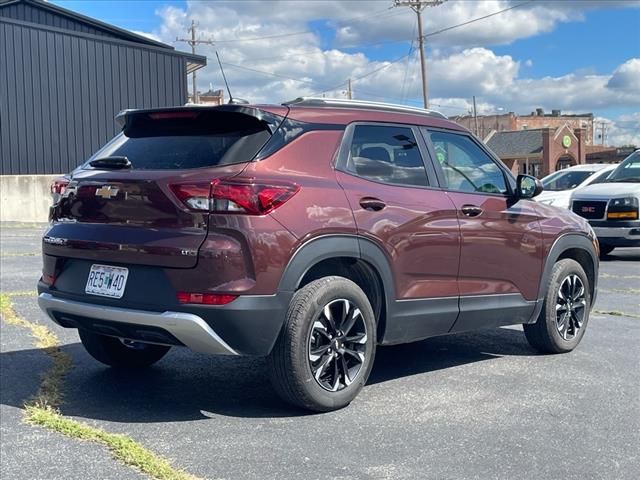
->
[220,61,346,94]
[211,7,396,44]
[424,0,536,39]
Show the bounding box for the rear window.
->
[86,110,275,170]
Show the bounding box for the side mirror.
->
[516,174,543,199]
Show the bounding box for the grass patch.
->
[0,293,202,480]
[599,288,640,295]
[26,406,199,480]
[594,309,640,319]
[3,290,38,298]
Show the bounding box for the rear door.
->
[335,123,461,342]
[46,107,281,268]
[421,128,544,331]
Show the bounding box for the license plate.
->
[85,264,128,298]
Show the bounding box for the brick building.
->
[486,125,586,178]
[451,108,594,145]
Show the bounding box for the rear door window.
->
[345,124,430,187]
[86,110,274,170]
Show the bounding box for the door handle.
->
[359,197,386,212]
[461,205,483,217]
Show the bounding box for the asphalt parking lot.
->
[1,224,638,480]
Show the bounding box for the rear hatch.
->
[46,106,286,268]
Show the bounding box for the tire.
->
[523,259,591,354]
[267,276,377,412]
[599,244,615,257]
[78,329,170,368]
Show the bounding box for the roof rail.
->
[283,97,447,119]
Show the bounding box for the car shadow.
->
[1,327,537,421]
[599,248,640,262]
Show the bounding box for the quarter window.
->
[346,125,429,187]
[423,130,508,194]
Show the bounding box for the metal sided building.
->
[0,0,206,220]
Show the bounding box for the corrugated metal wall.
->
[0,2,113,38]
[0,18,189,175]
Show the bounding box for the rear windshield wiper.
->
[89,156,132,169]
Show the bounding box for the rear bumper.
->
[38,288,291,356]
[39,292,239,355]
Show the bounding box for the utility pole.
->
[595,121,608,145]
[347,78,352,99]
[394,0,446,109]
[472,95,479,137]
[176,20,214,104]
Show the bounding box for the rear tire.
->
[78,329,170,368]
[268,276,376,412]
[599,244,615,257]
[524,259,591,354]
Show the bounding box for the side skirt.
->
[448,293,537,334]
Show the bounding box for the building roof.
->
[0,0,205,71]
[0,0,172,48]
[200,89,224,97]
[485,129,544,158]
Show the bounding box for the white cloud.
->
[142,0,639,145]
[598,113,640,147]
[132,30,162,42]
[607,59,640,93]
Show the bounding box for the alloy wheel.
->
[308,298,368,392]
[555,274,587,340]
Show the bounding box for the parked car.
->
[570,150,640,256]
[37,98,599,411]
[536,164,616,209]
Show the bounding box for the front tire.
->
[524,259,591,354]
[267,276,377,412]
[78,329,170,368]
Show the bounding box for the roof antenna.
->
[216,51,248,104]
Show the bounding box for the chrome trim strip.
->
[37,293,238,355]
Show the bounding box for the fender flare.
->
[528,233,599,323]
[277,234,397,313]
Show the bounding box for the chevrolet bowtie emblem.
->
[95,185,119,199]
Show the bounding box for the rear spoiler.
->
[115,105,289,135]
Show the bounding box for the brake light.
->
[177,292,237,305]
[42,273,56,286]
[169,179,299,215]
[148,111,199,120]
[51,177,69,195]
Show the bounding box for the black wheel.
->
[78,329,170,368]
[267,276,376,412]
[599,244,615,257]
[524,259,591,354]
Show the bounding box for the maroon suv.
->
[38,98,599,411]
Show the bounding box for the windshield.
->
[606,151,640,183]
[587,168,613,185]
[542,170,594,191]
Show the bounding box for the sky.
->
[53,0,640,146]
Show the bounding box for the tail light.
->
[169,178,299,215]
[51,177,69,196]
[177,292,237,305]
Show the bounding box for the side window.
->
[346,125,429,187]
[423,130,508,195]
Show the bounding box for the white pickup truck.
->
[570,150,640,256]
